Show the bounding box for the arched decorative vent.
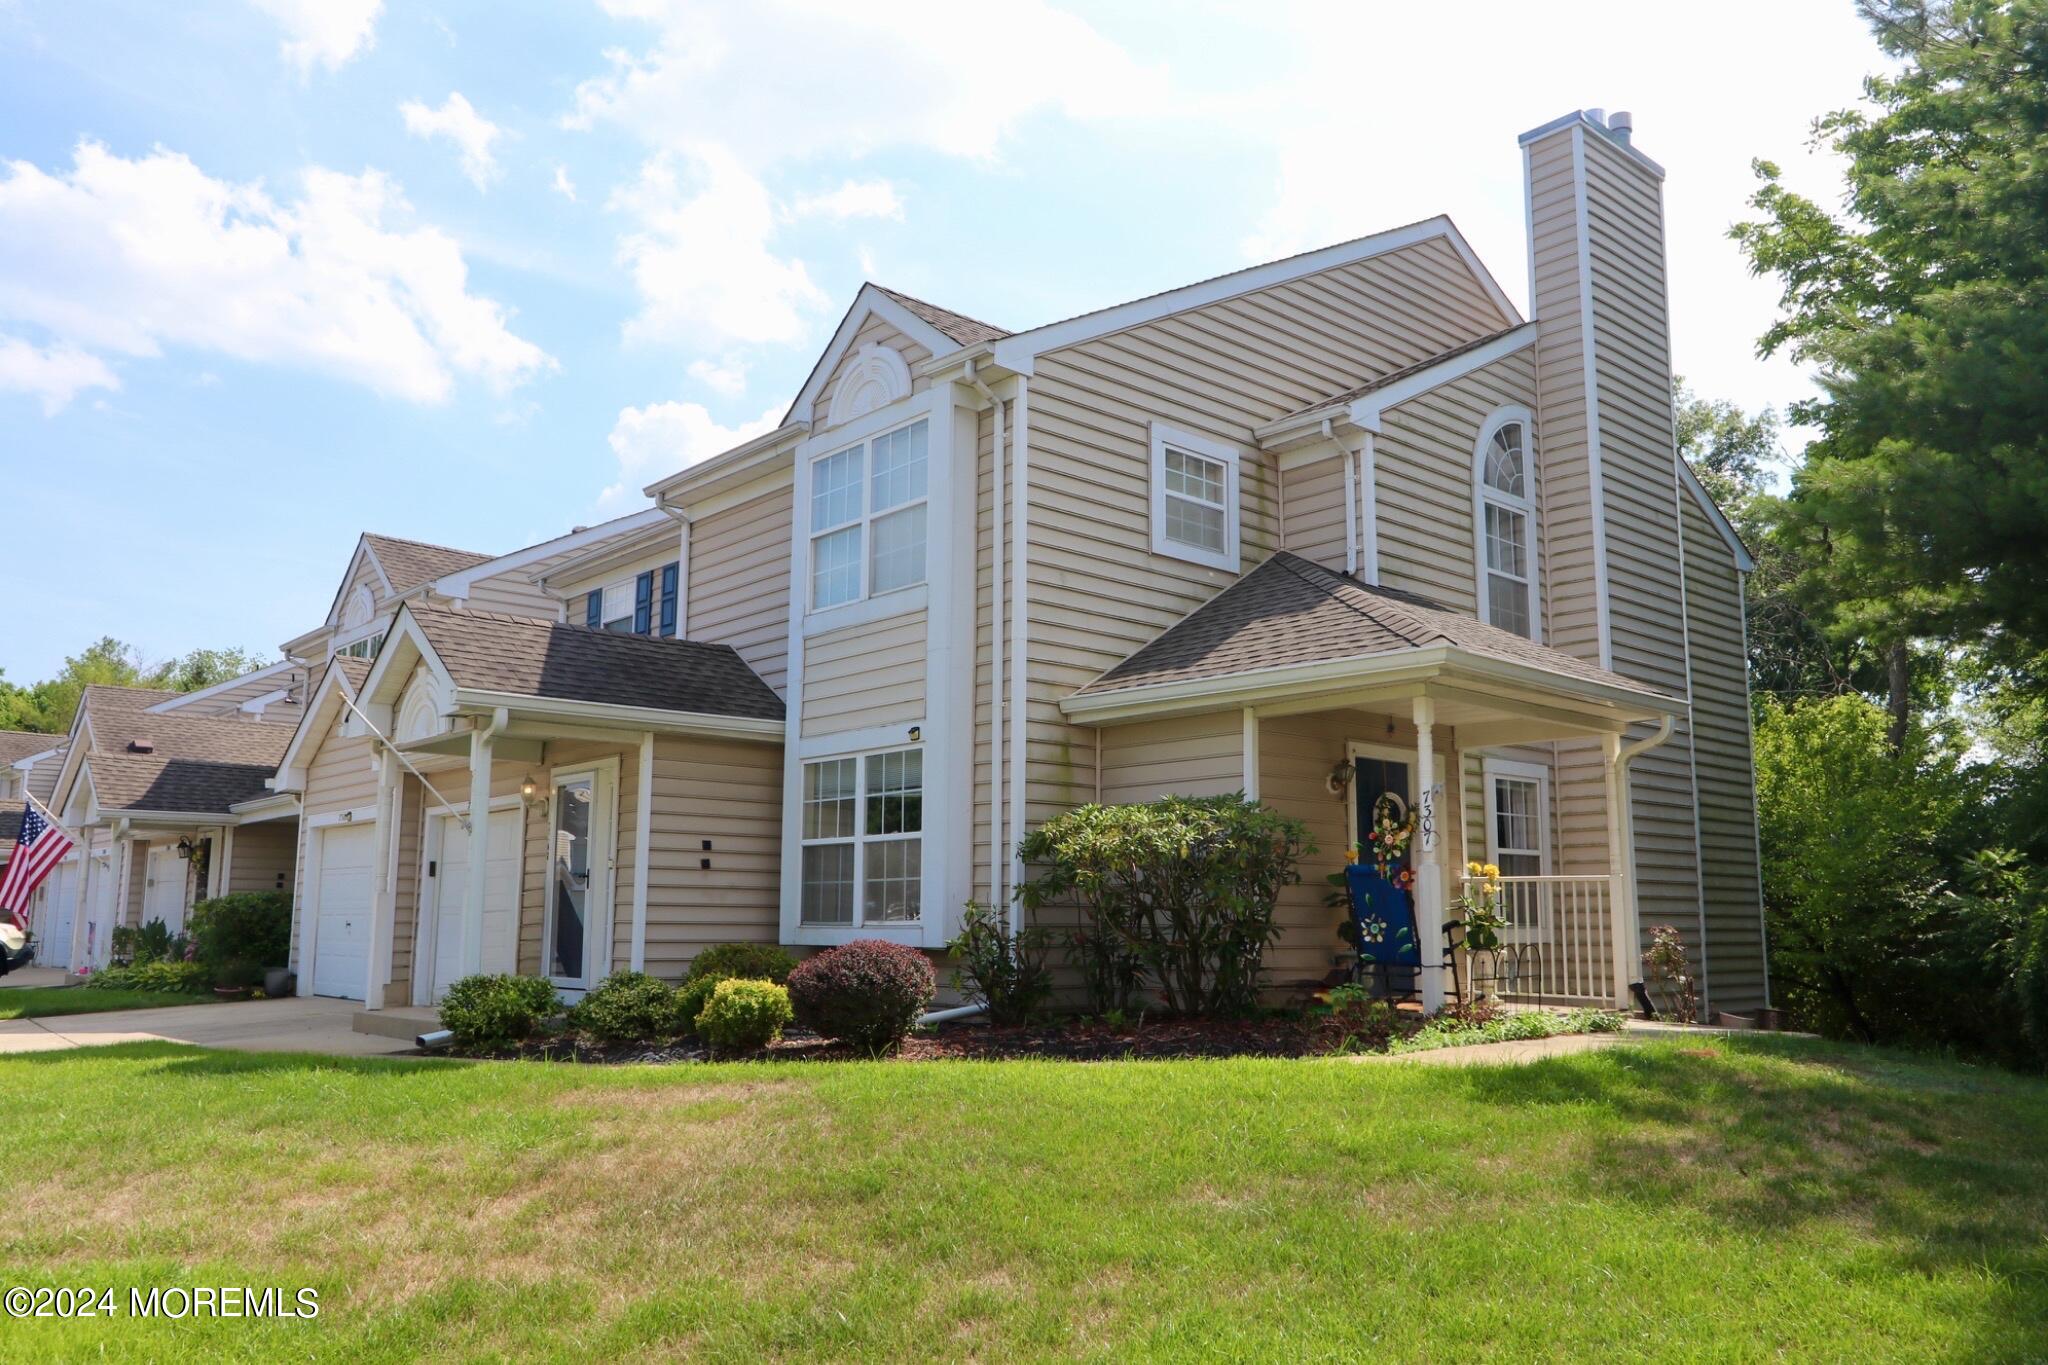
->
[395,672,442,743]
[826,342,912,427]
[340,583,377,630]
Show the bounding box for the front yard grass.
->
[0,986,214,1020]
[0,1036,2043,1360]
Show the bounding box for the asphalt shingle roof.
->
[408,605,784,722]
[363,533,494,595]
[72,686,296,816]
[0,800,22,847]
[873,285,1010,347]
[1075,551,1673,702]
[0,731,57,766]
[85,753,284,816]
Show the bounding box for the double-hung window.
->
[810,418,928,611]
[582,566,679,637]
[1149,423,1240,572]
[1487,770,1547,878]
[1476,414,1538,639]
[800,747,923,926]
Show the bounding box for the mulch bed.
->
[436,1013,1342,1064]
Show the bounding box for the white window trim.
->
[1480,756,1552,875]
[1148,421,1242,573]
[1471,405,1541,642]
[807,412,931,614]
[796,743,925,938]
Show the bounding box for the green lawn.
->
[0,1038,2043,1361]
[0,986,214,1020]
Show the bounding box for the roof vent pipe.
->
[1585,107,1606,127]
[1609,110,1634,145]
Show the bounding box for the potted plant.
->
[1448,861,1511,1002]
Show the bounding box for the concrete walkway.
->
[0,995,419,1057]
[1350,1031,1634,1067]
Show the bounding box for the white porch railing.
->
[1457,875,1616,1006]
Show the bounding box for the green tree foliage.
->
[146,646,269,694]
[1,638,273,733]
[1732,0,2048,698]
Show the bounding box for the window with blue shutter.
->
[585,591,602,628]
[633,570,654,635]
[659,563,679,637]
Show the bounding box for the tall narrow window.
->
[800,747,923,926]
[808,418,929,611]
[1474,412,1538,639]
[1490,774,1545,877]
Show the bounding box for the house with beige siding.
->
[311,108,1766,1023]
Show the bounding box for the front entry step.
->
[351,1006,440,1040]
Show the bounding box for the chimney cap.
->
[1609,110,1634,144]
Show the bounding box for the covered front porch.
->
[1065,552,1685,1012]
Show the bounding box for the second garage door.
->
[310,823,377,999]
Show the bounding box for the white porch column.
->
[1412,696,1446,1012]
[1604,732,1640,1008]
[208,826,233,900]
[461,721,497,978]
[1240,707,1260,801]
[362,752,401,1010]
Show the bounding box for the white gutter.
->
[965,359,1008,927]
[451,690,784,741]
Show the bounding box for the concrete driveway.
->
[0,995,420,1057]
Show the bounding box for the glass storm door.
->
[546,774,605,989]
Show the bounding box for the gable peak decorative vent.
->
[827,342,912,427]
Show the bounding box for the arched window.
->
[1472,408,1538,639]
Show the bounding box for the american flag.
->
[0,796,75,931]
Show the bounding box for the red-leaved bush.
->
[786,939,937,1055]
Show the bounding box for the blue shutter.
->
[659,563,679,637]
[633,570,654,635]
[585,591,602,628]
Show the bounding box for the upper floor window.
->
[1148,422,1241,573]
[810,418,928,612]
[583,565,680,637]
[1473,409,1538,639]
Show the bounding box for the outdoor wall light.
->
[520,775,548,809]
[908,725,922,742]
[1325,759,1353,798]
[175,837,194,860]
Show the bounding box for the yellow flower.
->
[1466,860,1483,876]
[1483,863,1501,879]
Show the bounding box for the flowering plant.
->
[1367,794,1417,891]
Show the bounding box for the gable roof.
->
[84,751,287,817]
[270,655,374,794]
[67,695,294,818]
[0,731,56,766]
[362,533,494,595]
[1074,551,1671,703]
[79,684,182,715]
[871,285,1009,347]
[403,604,784,722]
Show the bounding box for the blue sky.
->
[0,0,1879,683]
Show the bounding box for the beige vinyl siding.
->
[1017,238,1515,869]
[1373,351,1541,612]
[639,734,783,981]
[24,757,59,804]
[811,316,932,431]
[687,484,793,694]
[226,820,297,896]
[801,611,925,738]
[552,545,679,616]
[1682,497,1768,1010]
[1098,711,1243,803]
[387,777,423,1000]
[1278,453,1350,569]
[459,571,563,622]
[509,739,637,981]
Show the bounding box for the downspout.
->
[1008,376,1031,915]
[1333,419,1356,576]
[965,359,1006,926]
[1613,715,1675,1000]
[659,503,692,638]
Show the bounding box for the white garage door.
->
[429,809,521,1001]
[143,846,190,936]
[36,860,77,972]
[310,823,377,999]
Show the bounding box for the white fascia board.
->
[1678,461,1757,572]
[782,284,962,427]
[645,421,809,501]
[1349,325,1539,433]
[321,536,393,630]
[10,746,63,773]
[115,809,250,827]
[228,792,301,821]
[451,689,784,742]
[993,216,1520,373]
[144,658,300,714]
[1518,109,1667,179]
[432,508,671,600]
[272,660,362,788]
[1060,644,1677,725]
[530,521,676,590]
[357,608,448,714]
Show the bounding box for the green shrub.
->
[187,892,292,975]
[674,974,722,1037]
[786,939,936,1055]
[946,902,1053,1026]
[686,942,796,985]
[89,960,212,994]
[1017,794,1313,1017]
[569,971,682,1043]
[694,979,793,1053]
[440,974,561,1050]
[1316,985,1404,1054]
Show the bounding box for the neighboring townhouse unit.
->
[306,106,1764,1023]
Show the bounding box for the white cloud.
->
[249,0,383,76]
[792,179,903,222]
[0,334,118,414]
[600,399,780,510]
[401,92,504,191]
[610,148,826,349]
[687,355,748,397]
[551,165,578,202]
[0,141,554,404]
